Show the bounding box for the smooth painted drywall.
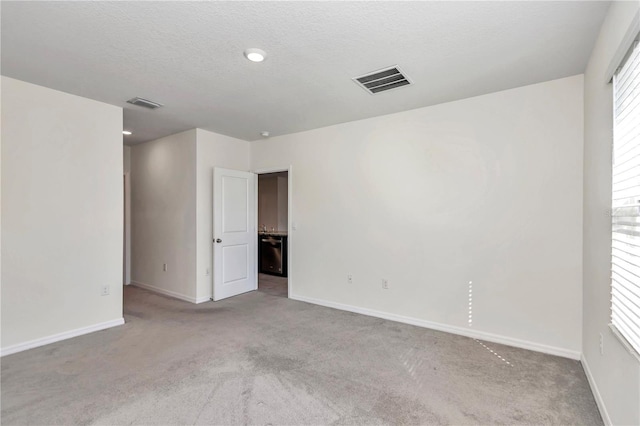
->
[259,175,278,231]
[1,76,123,350]
[129,128,248,302]
[130,129,197,301]
[258,174,288,233]
[277,176,288,231]
[251,75,584,356]
[583,2,640,424]
[124,145,131,285]
[195,129,250,301]
[124,145,131,174]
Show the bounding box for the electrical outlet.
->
[347,274,353,284]
[101,284,110,296]
[382,279,388,290]
[163,263,168,272]
[599,333,604,355]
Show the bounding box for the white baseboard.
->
[1,318,125,357]
[131,280,201,304]
[290,294,581,360]
[581,354,611,426]
[195,296,212,304]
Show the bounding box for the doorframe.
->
[254,165,292,299]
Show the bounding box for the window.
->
[611,39,640,356]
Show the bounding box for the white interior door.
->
[213,168,257,301]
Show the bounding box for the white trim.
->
[290,294,581,360]
[254,170,259,292]
[253,166,291,174]
[609,323,640,363]
[254,165,293,299]
[0,318,125,357]
[605,10,639,83]
[131,280,200,304]
[196,296,212,304]
[581,354,612,426]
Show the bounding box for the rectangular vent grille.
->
[126,97,163,109]
[353,66,412,94]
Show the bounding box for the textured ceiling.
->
[1,1,610,144]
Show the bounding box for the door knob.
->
[216,238,222,243]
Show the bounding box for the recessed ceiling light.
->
[260,131,270,138]
[123,131,132,135]
[244,48,267,63]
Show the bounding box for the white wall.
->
[277,175,288,232]
[129,128,248,303]
[258,173,288,232]
[251,75,584,358]
[1,77,124,354]
[130,130,198,301]
[124,145,131,285]
[124,145,131,174]
[582,2,640,425]
[195,128,250,301]
[259,175,279,231]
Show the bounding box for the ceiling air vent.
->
[353,66,412,95]
[126,97,163,109]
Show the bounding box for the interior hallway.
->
[1,286,601,425]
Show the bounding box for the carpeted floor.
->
[258,273,288,298]
[1,286,602,425]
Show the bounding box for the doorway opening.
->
[257,170,289,298]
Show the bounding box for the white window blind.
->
[612,39,640,356]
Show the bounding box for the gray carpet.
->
[1,286,602,425]
[258,273,288,298]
